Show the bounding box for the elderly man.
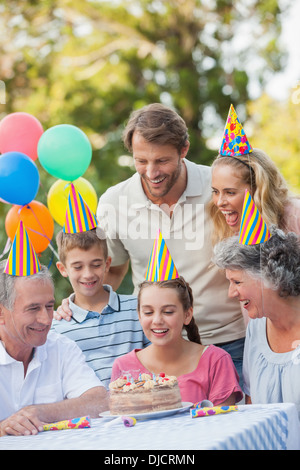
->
[0,261,107,437]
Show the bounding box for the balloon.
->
[0,112,43,161]
[0,151,40,205]
[38,124,92,181]
[5,201,54,254]
[47,177,98,226]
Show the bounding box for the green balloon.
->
[38,124,92,181]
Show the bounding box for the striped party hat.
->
[4,220,41,276]
[145,229,179,281]
[220,104,252,157]
[239,190,271,245]
[63,183,98,234]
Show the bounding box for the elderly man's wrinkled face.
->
[0,278,55,352]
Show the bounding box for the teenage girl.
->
[111,277,243,405]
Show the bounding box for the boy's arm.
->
[0,386,108,437]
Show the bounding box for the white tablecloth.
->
[0,403,299,451]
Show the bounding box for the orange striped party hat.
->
[4,220,41,276]
[239,190,271,245]
[145,229,179,281]
[63,183,98,234]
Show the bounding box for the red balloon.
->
[0,112,43,161]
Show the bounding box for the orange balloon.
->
[5,200,54,253]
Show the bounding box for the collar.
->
[127,159,206,208]
[0,339,46,368]
[69,285,120,323]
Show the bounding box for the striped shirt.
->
[51,285,150,388]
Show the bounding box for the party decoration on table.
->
[192,400,214,409]
[122,416,137,428]
[47,177,98,226]
[190,405,238,418]
[0,151,40,205]
[63,183,98,234]
[38,124,92,181]
[0,112,43,161]
[219,104,252,157]
[145,229,179,281]
[42,416,91,431]
[4,220,41,276]
[239,190,271,245]
[5,201,54,254]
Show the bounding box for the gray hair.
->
[0,260,54,310]
[213,226,300,297]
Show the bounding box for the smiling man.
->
[0,260,107,437]
[94,103,245,380]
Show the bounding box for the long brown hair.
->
[137,276,201,344]
[208,148,290,246]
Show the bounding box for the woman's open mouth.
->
[221,210,239,227]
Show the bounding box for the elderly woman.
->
[213,227,300,411]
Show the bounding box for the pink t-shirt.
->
[110,345,243,405]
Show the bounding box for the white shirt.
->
[0,331,103,420]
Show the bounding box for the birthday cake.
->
[109,373,182,415]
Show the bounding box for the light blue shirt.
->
[52,285,150,388]
[243,317,300,415]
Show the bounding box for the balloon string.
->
[47,241,59,260]
[17,204,59,260]
[47,247,55,269]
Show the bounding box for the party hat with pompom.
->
[64,183,98,234]
[4,220,41,276]
[220,104,252,157]
[145,229,179,281]
[239,190,271,245]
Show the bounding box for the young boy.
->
[52,228,150,388]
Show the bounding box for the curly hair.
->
[137,276,201,344]
[213,226,300,297]
[208,148,290,245]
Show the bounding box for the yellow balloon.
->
[47,177,98,226]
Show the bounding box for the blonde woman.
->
[208,148,300,246]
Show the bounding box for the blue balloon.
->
[0,151,40,205]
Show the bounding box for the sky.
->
[265,0,300,100]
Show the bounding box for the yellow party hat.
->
[63,183,98,234]
[4,220,41,276]
[220,104,253,156]
[239,190,271,245]
[145,229,179,281]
